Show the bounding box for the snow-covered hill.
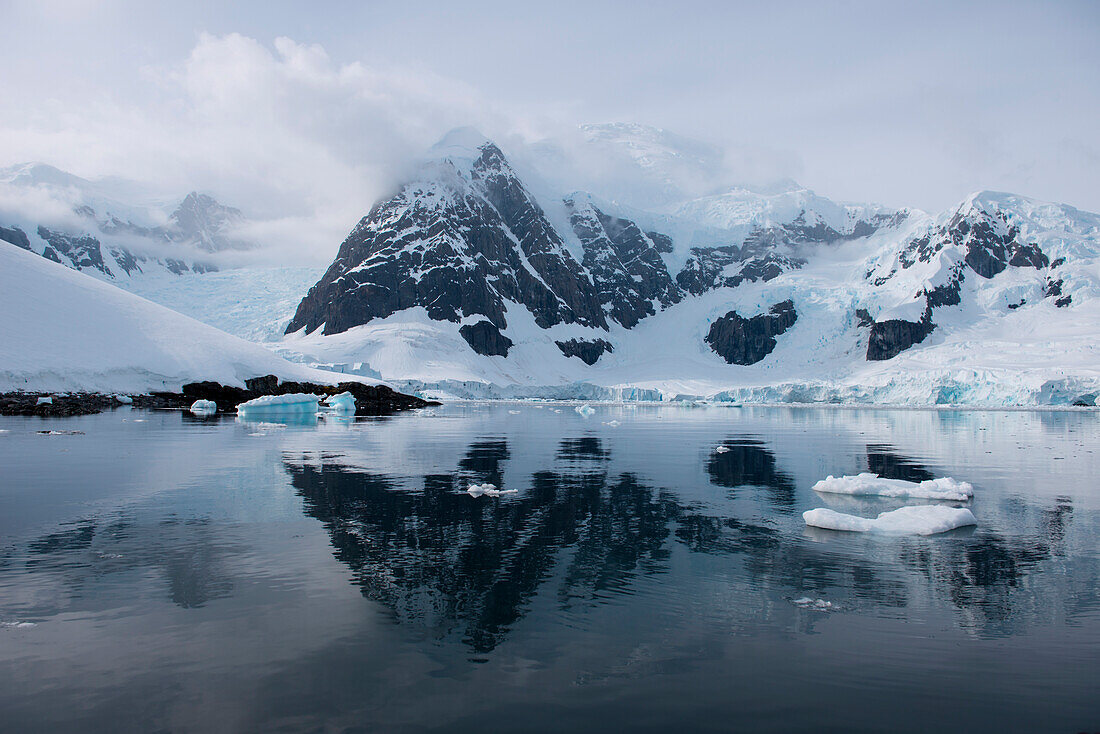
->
[277,130,1100,406]
[0,243,350,393]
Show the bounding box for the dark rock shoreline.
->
[0,375,437,418]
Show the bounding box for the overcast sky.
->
[2,0,1097,239]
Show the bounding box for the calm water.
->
[0,404,1097,733]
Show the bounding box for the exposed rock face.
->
[676,249,803,296]
[705,300,798,365]
[286,141,607,336]
[0,225,30,250]
[38,226,113,276]
[460,320,513,357]
[555,338,613,365]
[866,306,935,361]
[567,198,681,327]
[894,206,1049,280]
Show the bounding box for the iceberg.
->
[812,473,974,501]
[322,391,356,414]
[715,445,730,454]
[237,393,321,419]
[36,396,53,405]
[804,505,977,535]
[575,403,595,416]
[466,483,519,498]
[189,399,217,415]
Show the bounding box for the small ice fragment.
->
[792,597,834,610]
[575,404,595,416]
[466,483,519,498]
[36,396,53,405]
[114,395,133,405]
[715,445,730,454]
[1,621,37,629]
[190,399,217,415]
[803,505,977,535]
[508,410,521,414]
[603,420,621,427]
[37,430,84,436]
[323,391,356,413]
[812,473,973,501]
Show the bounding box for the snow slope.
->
[0,244,358,393]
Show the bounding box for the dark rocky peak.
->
[286,133,608,337]
[565,196,681,327]
[705,299,798,365]
[168,192,247,252]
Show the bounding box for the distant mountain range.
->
[3,126,1098,404]
[0,163,251,278]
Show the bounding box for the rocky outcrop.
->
[676,249,802,296]
[0,225,31,250]
[866,306,935,361]
[555,338,613,365]
[705,300,797,365]
[567,198,681,327]
[460,320,513,357]
[179,376,436,415]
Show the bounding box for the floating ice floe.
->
[36,396,53,405]
[575,403,595,416]
[322,391,356,414]
[114,395,133,405]
[715,445,730,454]
[508,410,521,414]
[603,420,621,427]
[237,393,321,419]
[813,472,973,501]
[189,399,217,415]
[804,505,977,535]
[466,483,519,498]
[792,597,834,610]
[37,430,83,436]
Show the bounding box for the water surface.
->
[1,404,1097,733]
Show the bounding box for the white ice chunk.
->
[792,597,834,610]
[189,399,217,415]
[575,403,595,416]
[603,420,621,426]
[813,472,974,501]
[36,396,53,405]
[466,483,519,498]
[114,395,133,404]
[804,505,977,535]
[715,445,730,453]
[237,393,321,416]
[322,391,356,413]
[508,410,521,414]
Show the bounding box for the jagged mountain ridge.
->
[286,133,900,358]
[0,163,252,279]
[282,130,1100,404]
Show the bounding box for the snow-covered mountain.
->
[0,243,347,393]
[279,129,1100,406]
[0,163,252,280]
